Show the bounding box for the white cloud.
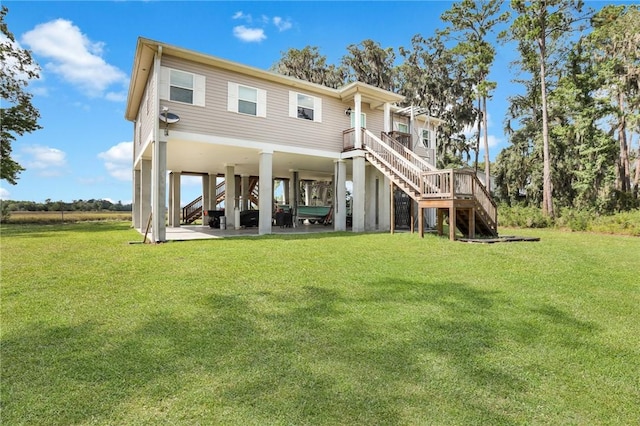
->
[232,11,252,21]
[273,16,292,32]
[0,187,10,200]
[98,141,132,181]
[21,19,128,99]
[233,26,266,42]
[22,145,67,176]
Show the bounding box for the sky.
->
[0,0,624,205]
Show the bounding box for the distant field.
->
[4,210,131,224]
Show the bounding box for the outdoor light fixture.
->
[345,107,352,116]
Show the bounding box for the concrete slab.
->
[136,223,340,242]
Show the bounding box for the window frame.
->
[169,69,195,105]
[289,91,322,123]
[421,129,432,149]
[228,82,267,117]
[350,112,367,129]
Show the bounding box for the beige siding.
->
[159,55,386,153]
[134,64,157,162]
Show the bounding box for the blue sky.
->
[0,0,621,205]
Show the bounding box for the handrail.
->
[182,195,203,223]
[380,132,437,172]
[362,130,423,195]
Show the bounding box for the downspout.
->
[151,45,163,242]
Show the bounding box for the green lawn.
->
[1,223,639,425]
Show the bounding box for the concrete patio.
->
[136,223,341,242]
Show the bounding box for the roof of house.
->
[125,37,405,122]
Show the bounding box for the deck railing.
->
[182,196,203,223]
[351,128,497,230]
[420,169,497,228]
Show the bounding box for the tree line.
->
[271,0,639,216]
[2,199,133,213]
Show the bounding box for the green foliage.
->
[0,6,42,185]
[342,39,397,91]
[498,204,553,228]
[0,198,10,222]
[498,204,640,235]
[271,46,345,89]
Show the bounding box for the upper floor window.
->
[422,129,432,148]
[396,123,409,133]
[289,91,322,122]
[228,82,266,117]
[170,70,194,104]
[159,66,206,106]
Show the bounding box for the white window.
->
[350,112,367,128]
[289,91,322,122]
[159,67,205,106]
[422,129,432,148]
[170,70,193,104]
[228,82,266,117]
[396,123,409,133]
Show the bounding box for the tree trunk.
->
[539,38,554,218]
[474,98,481,173]
[617,90,630,192]
[482,95,490,191]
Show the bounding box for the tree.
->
[506,0,585,217]
[583,5,640,195]
[440,0,509,190]
[341,39,397,91]
[0,6,42,185]
[271,46,345,88]
[398,34,476,168]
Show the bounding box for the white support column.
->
[304,181,311,206]
[151,140,167,242]
[378,174,391,231]
[168,172,181,227]
[258,151,273,235]
[202,173,210,211]
[352,155,366,232]
[334,160,346,231]
[241,175,250,211]
[225,164,236,228]
[208,174,217,210]
[383,102,391,134]
[354,93,362,149]
[290,170,299,227]
[133,169,141,229]
[140,159,151,232]
[283,179,290,205]
[365,165,377,231]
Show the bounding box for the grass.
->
[1,222,639,425]
[3,210,131,224]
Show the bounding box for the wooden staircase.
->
[357,129,498,240]
[182,176,259,224]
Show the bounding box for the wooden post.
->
[410,199,414,234]
[418,205,424,238]
[449,205,456,241]
[468,208,475,239]
[437,208,444,236]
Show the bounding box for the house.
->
[125,37,497,242]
